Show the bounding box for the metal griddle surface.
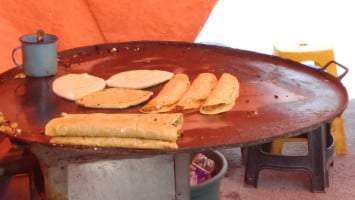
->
[0,41,348,153]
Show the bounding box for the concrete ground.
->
[218,98,355,200]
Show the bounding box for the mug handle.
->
[12,46,23,70]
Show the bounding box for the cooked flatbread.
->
[106,69,175,89]
[50,137,178,150]
[139,73,190,113]
[75,88,153,109]
[52,73,106,101]
[45,113,183,142]
[200,73,239,115]
[176,73,217,110]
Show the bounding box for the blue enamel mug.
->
[12,34,58,77]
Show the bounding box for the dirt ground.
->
[219,99,355,200]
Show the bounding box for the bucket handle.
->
[320,60,348,81]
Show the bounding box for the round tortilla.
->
[76,88,153,109]
[106,69,174,89]
[52,73,106,101]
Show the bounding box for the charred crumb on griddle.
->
[109,48,118,54]
[14,73,26,79]
[0,113,21,135]
[58,56,72,68]
[246,110,257,117]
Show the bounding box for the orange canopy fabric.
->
[0,0,217,73]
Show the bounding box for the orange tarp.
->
[0,0,217,73]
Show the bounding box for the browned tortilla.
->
[75,88,153,109]
[176,73,217,110]
[139,73,190,113]
[200,73,239,115]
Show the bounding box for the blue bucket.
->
[190,150,228,200]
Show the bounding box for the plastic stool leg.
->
[270,139,284,154]
[331,116,347,154]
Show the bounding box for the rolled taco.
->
[200,73,239,115]
[140,73,190,113]
[176,73,217,110]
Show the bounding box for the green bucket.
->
[190,150,228,200]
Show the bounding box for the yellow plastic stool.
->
[272,41,347,155]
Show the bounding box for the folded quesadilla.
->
[45,113,183,142]
[200,73,239,115]
[176,73,217,110]
[140,73,190,113]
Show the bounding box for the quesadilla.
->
[176,73,217,110]
[106,69,174,89]
[200,73,239,115]
[75,88,153,109]
[140,73,190,113]
[52,73,106,101]
[45,113,183,142]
